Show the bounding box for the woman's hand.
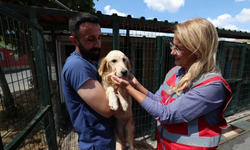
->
[111,73,131,89]
[112,72,147,104]
[127,74,139,89]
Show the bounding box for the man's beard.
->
[78,42,100,61]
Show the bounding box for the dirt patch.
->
[0,87,45,149]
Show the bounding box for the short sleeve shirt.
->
[61,50,115,150]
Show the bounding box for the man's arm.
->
[77,79,115,118]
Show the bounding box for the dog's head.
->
[98,50,131,77]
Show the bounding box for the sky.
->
[93,0,250,35]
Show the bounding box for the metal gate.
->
[0,4,57,150]
[155,36,175,84]
[217,41,250,116]
[143,36,174,139]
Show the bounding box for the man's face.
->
[78,39,100,61]
[77,22,102,61]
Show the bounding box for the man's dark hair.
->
[69,12,100,40]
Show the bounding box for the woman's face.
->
[171,35,197,71]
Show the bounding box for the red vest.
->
[156,67,232,150]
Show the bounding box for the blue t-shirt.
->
[61,50,115,150]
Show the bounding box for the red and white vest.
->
[156,67,232,150]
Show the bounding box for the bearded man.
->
[62,12,116,150]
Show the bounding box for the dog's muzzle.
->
[121,70,128,76]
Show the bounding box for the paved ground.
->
[218,130,250,150]
[60,130,250,150]
[60,130,157,150]
[59,111,250,150]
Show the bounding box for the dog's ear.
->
[98,58,107,76]
[125,57,131,71]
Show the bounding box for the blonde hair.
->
[169,17,220,95]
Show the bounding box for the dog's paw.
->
[121,101,128,111]
[109,101,119,110]
[109,94,119,111]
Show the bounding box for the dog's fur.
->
[98,50,154,150]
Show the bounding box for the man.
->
[62,12,115,150]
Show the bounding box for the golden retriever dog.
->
[98,50,154,150]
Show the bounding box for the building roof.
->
[1,3,250,39]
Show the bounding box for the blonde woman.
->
[111,17,232,150]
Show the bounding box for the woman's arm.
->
[141,82,227,124]
[112,74,146,104]
[147,85,162,102]
[112,74,162,103]
[127,74,148,95]
[125,85,147,104]
[112,73,227,124]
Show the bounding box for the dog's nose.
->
[121,70,128,76]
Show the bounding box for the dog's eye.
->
[111,59,117,63]
[123,58,126,62]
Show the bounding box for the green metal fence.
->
[1,3,250,149]
[153,37,250,138]
[113,21,179,139]
[117,23,166,138]
[217,41,250,116]
[109,21,250,139]
[156,36,175,75]
[0,4,57,150]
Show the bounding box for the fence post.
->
[151,37,162,140]
[125,28,130,57]
[113,21,120,49]
[218,41,226,76]
[0,136,4,150]
[238,45,246,79]
[160,37,166,83]
[29,12,58,150]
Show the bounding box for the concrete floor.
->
[60,110,250,150]
[218,130,250,150]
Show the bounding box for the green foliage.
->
[0,13,30,57]
[0,37,5,45]
[1,0,98,13]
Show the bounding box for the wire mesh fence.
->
[218,42,250,116]
[0,4,57,150]
[242,46,250,81]
[1,4,250,149]
[0,13,39,148]
[236,45,250,112]
[118,21,175,138]
[14,112,56,150]
[104,21,250,139]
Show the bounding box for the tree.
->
[0,64,17,118]
[1,0,98,13]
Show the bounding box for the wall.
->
[0,48,29,70]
